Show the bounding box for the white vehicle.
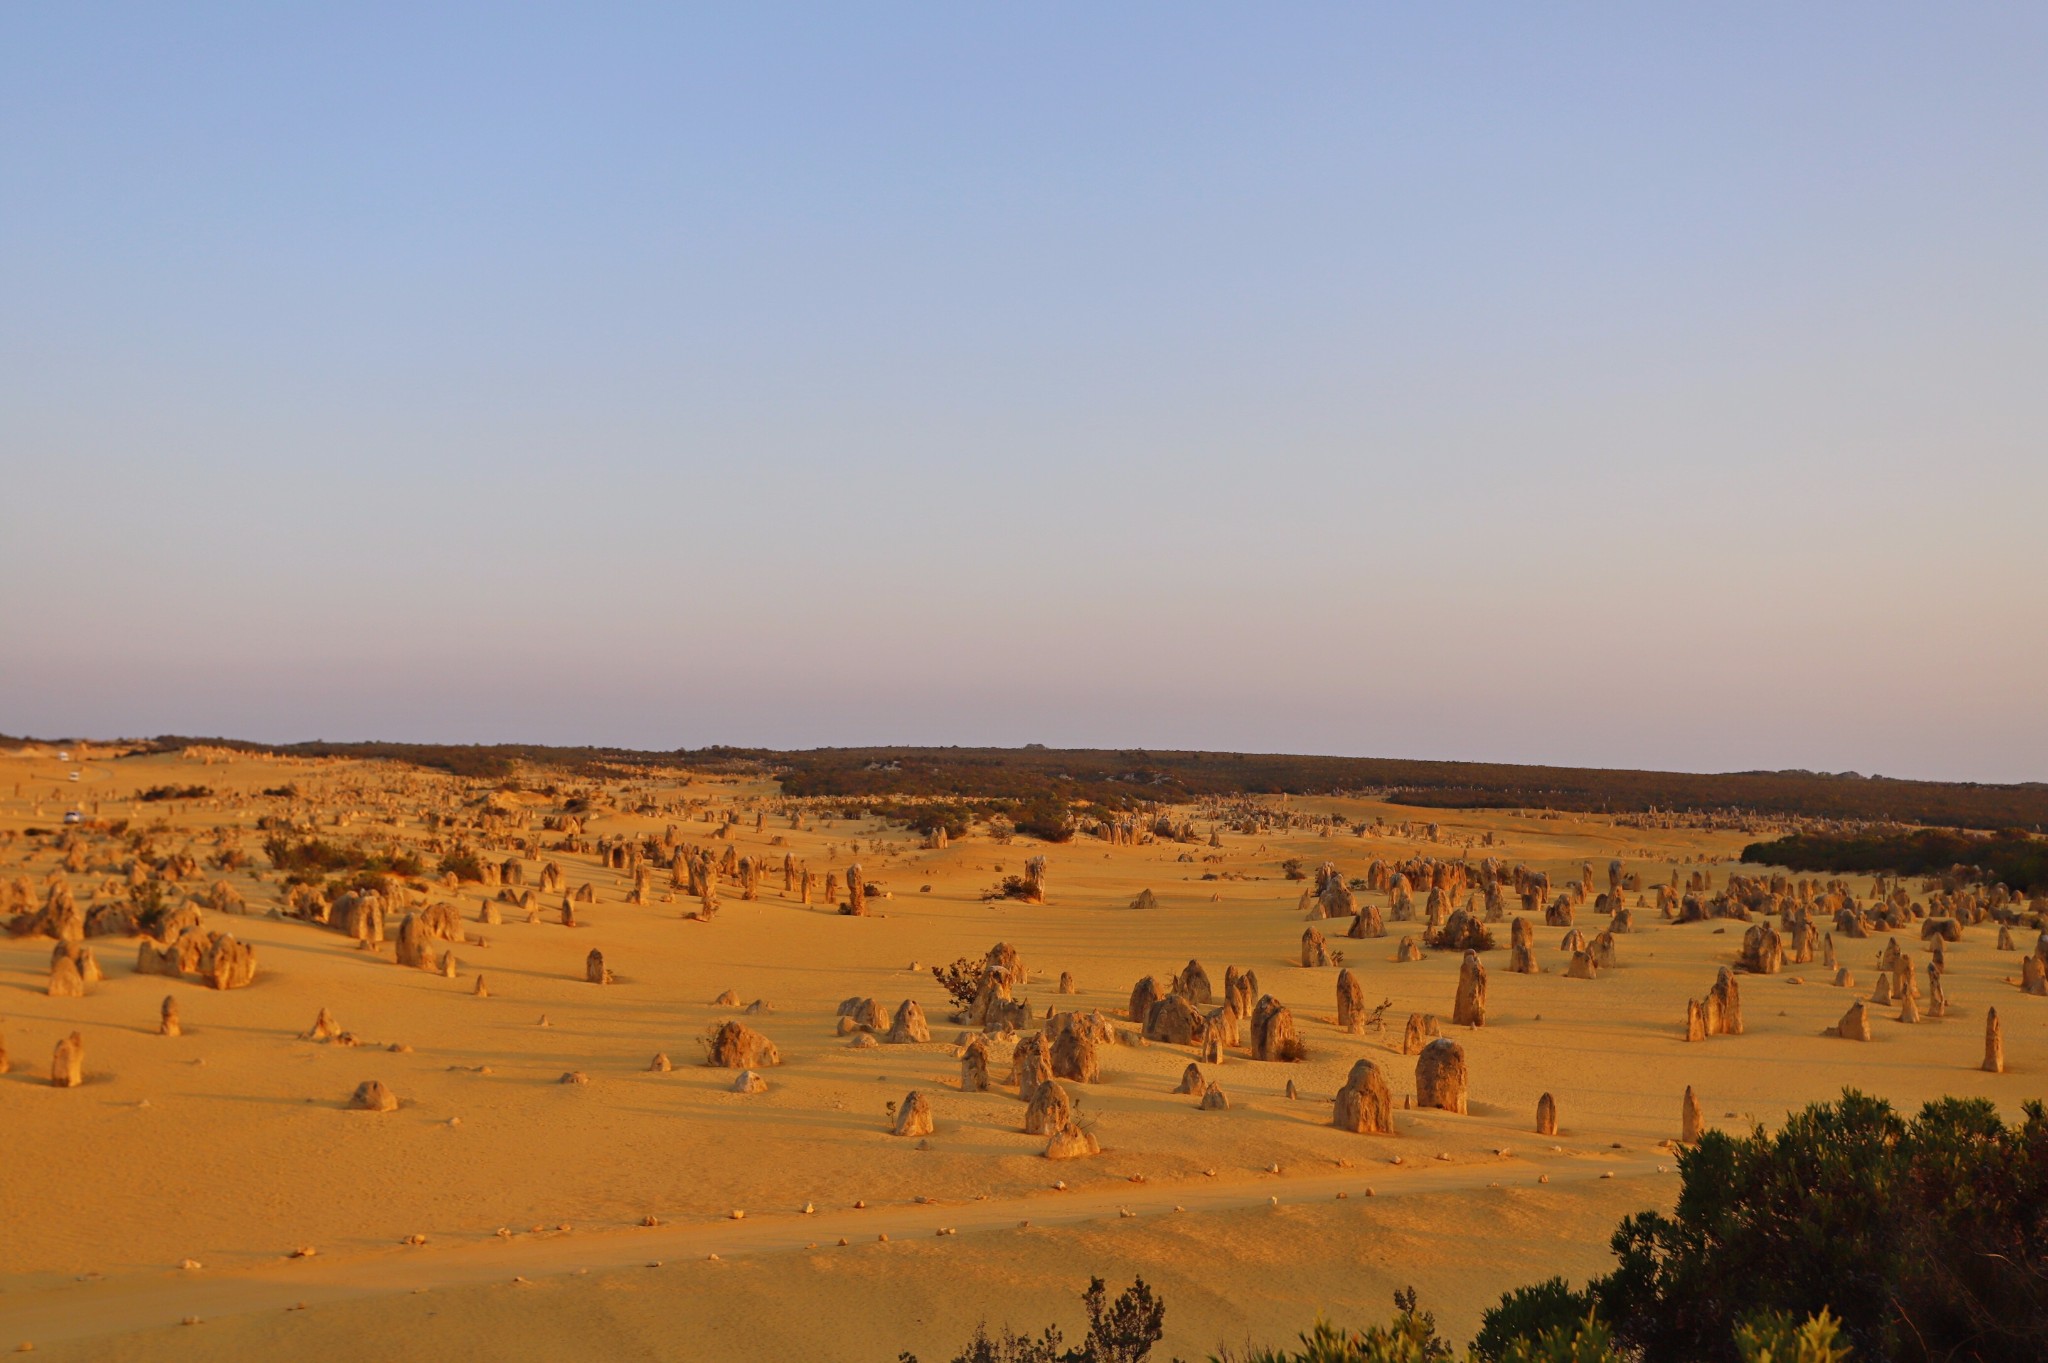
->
[63,810,84,825]
[57,750,70,762]
[68,771,81,782]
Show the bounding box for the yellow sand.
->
[0,747,2035,1360]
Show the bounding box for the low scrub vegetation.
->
[899,1276,1167,1363]
[437,848,487,882]
[120,738,2048,829]
[1742,827,2048,894]
[929,956,986,1008]
[137,784,212,802]
[905,1092,2047,1363]
[772,747,2048,830]
[262,834,423,881]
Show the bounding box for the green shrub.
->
[1594,1089,2048,1362]
[1473,1281,1596,1363]
[868,800,979,838]
[138,784,212,802]
[900,1277,1166,1363]
[1217,1288,1454,1362]
[1733,1309,1852,1363]
[1013,795,1076,843]
[264,835,422,880]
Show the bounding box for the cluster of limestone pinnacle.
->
[8,762,2040,1221]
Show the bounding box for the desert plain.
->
[1,744,2039,1361]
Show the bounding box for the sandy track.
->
[0,1154,1658,1348]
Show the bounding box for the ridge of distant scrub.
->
[1742,827,2048,894]
[114,737,2048,829]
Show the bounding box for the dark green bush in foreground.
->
[1597,1091,2048,1362]
[907,1093,2048,1363]
[899,1276,1167,1363]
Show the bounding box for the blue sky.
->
[3,5,2043,780]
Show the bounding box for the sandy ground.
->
[1,747,2039,1360]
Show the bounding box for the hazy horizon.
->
[5,6,2044,783]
